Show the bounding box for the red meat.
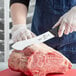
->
[8,43,72,76]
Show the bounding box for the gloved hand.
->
[12,24,36,42]
[53,6,76,37]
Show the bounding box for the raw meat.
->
[8,43,72,76]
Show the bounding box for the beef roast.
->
[8,43,72,76]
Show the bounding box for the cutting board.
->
[0,69,76,76]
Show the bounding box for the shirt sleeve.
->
[10,0,30,8]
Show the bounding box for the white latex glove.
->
[12,24,36,42]
[53,6,76,37]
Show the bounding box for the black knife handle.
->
[49,26,59,37]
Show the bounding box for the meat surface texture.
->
[8,43,72,76]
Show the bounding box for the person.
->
[10,0,76,63]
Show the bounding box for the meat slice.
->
[8,43,72,76]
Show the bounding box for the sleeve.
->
[10,0,30,8]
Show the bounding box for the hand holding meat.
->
[12,24,35,42]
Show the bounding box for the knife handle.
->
[49,26,59,37]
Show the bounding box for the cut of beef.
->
[8,43,72,76]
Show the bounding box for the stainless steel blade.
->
[12,31,55,50]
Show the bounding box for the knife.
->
[12,27,59,50]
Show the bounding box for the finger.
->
[12,37,17,43]
[52,17,62,29]
[58,22,65,37]
[64,17,73,34]
[22,33,27,40]
[70,25,73,33]
[12,32,21,42]
[12,34,18,43]
[31,32,36,37]
[25,30,32,39]
[16,34,22,41]
[72,25,76,31]
[27,35,32,39]
[27,33,33,39]
[68,16,73,33]
[70,17,76,32]
[13,36,19,42]
[64,23,70,35]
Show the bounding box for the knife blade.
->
[12,26,59,50]
[12,31,55,50]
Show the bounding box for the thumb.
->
[31,32,36,37]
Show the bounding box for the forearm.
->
[10,3,27,25]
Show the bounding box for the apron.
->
[31,0,76,63]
